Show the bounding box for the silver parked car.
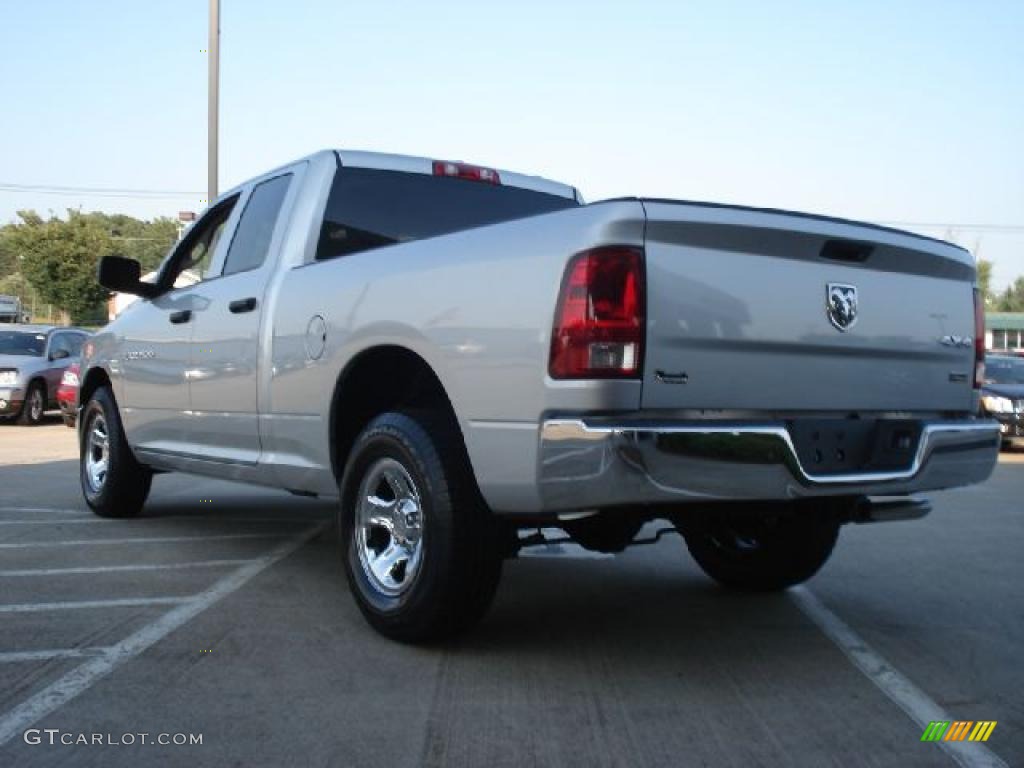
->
[0,325,90,425]
[81,149,999,642]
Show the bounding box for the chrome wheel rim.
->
[29,388,43,421]
[85,413,110,493]
[355,457,424,597]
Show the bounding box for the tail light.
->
[432,160,500,184]
[973,287,985,388]
[549,246,644,379]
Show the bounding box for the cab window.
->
[160,196,239,290]
[66,333,86,357]
[47,333,73,360]
[222,175,292,276]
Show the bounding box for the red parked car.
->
[56,362,79,427]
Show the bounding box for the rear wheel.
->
[17,381,45,425]
[684,509,840,591]
[80,386,152,518]
[339,410,503,643]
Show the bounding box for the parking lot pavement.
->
[0,423,1020,767]
[0,416,78,466]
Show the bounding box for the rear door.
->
[640,201,978,413]
[185,171,296,464]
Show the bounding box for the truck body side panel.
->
[266,201,646,507]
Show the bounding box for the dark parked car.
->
[980,355,1024,448]
[57,361,81,428]
[0,325,90,425]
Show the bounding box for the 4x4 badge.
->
[826,283,858,332]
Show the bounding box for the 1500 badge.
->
[124,350,156,360]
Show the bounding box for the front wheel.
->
[80,386,152,518]
[684,509,840,592]
[17,381,46,425]
[339,410,503,643]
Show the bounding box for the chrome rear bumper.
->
[538,418,1000,511]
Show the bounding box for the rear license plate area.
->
[788,419,921,475]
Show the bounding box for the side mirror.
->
[97,256,158,298]
[50,348,71,361]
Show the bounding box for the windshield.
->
[0,331,46,356]
[986,357,1024,385]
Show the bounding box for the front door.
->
[118,196,239,454]
[186,172,294,464]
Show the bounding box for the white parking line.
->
[790,586,1009,768]
[0,532,289,549]
[0,648,107,664]
[0,597,189,614]
[0,558,257,577]
[0,516,320,525]
[0,522,326,746]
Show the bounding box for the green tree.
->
[976,258,994,307]
[994,276,1024,312]
[7,210,112,324]
[0,227,19,279]
[84,213,178,273]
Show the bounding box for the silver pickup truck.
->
[83,149,999,641]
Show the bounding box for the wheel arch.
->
[79,365,112,414]
[328,344,473,487]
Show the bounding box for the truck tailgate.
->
[640,200,977,413]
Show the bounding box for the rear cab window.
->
[316,167,579,261]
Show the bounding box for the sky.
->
[1,0,1022,288]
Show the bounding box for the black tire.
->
[684,510,840,592]
[80,386,152,518]
[339,410,503,643]
[17,381,46,425]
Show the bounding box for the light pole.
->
[208,0,220,206]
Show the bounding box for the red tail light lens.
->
[549,246,644,379]
[432,160,500,184]
[973,287,985,388]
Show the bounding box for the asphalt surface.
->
[0,420,1021,767]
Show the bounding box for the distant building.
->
[985,312,1024,354]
